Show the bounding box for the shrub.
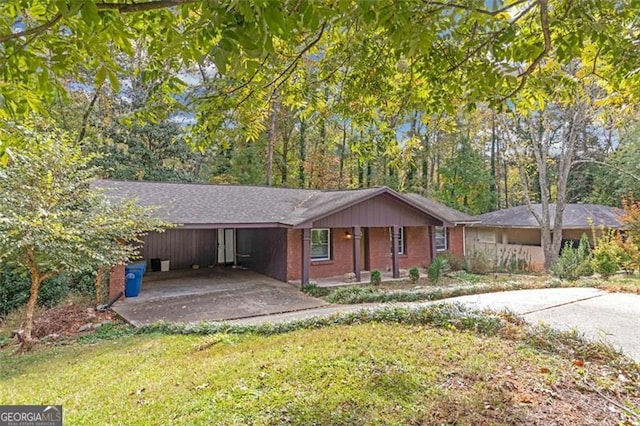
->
[301,284,330,298]
[591,230,624,280]
[370,270,382,285]
[427,257,450,283]
[464,250,493,274]
[575,233,594,277]
[408,267,420,283]
[592,245,620,279]
[550,242,583,281]
[435,251,465,271]
[0,267,96,318]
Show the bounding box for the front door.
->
[217,228,236,265]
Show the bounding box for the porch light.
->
[344,231,352,240]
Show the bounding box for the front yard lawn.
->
[1,316,638,425]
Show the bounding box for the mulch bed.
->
[32,303,114,339]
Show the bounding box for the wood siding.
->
[236,228,288,281]
[312,193,441,228]
[142,229,217,270]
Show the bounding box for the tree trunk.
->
[338,124,347,188]
[298,118,306,187]
[266,99,278,186]
[95,267,106,304]
[22,272,43,349]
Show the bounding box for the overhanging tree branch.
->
[94,1,200,13]
[501,0,552,100]
[0,13,61,44]
[423,0,530,16]
[573,158,640,183]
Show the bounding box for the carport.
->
[141,227,288,281]
[111,268,326,326]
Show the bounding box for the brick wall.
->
[287,226,433,280]
[108,265,125,301]
[448,225,465,257]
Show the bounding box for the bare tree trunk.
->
[338,123,347,188]
[298,118,306,187]
[266,99,278,186]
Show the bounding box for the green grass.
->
[2,304,639,425]
[1,323,576,425]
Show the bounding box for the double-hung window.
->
[389,227,405,255]
[311,229,331,261]
[435,226,447,251]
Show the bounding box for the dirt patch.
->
[427,364,640,425]
[32,303,114,339]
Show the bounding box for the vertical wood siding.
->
[236,228,287,281]
[312,194,441,228]
[142,229,217,270]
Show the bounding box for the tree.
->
[503,99,589,269]
[1,0,638,161]
[436,137,495,214]
[0,134,168,349]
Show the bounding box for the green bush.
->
[550,235,595,281]
[370,270,382,285]
[408,267,420,283]
[0,267,29,318]
[464,250,493,274]
[427,257,450,283]
[301,283,330,297]
[592,246,619,279]
[0,267,96,317]
[550,242,583,281]
[435,251,465,271]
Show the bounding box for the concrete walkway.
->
[230,288,640,362]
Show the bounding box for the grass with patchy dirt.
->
[1,306,639,425]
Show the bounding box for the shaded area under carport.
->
[112,268,326,326]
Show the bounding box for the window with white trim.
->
[311,228,331,261]
[389,227,405,255]
[435,226,447,251]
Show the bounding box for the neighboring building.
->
[95,180,476,292]
[466,203,624,271]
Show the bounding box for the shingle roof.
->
[92,180,474,227]
[474,204,624,229]
[403,193,478,224]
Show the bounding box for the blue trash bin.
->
[124,263,146,297]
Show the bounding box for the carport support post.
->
[301,228,311,287]
[352,226,361,282]
[392,225,400,279]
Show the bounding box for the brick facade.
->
[108,265,125,301]
[287,226,434,281]
[448,225,465,257]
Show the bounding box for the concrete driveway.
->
[444,288,640,361]
[112,269,326,326]
[231,287,640,362]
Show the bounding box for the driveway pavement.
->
[232,288,640,362]
[112,270,326,325]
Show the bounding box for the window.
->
[389,227,405,255]
[311,228,331,261]
[435,226,447,251]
